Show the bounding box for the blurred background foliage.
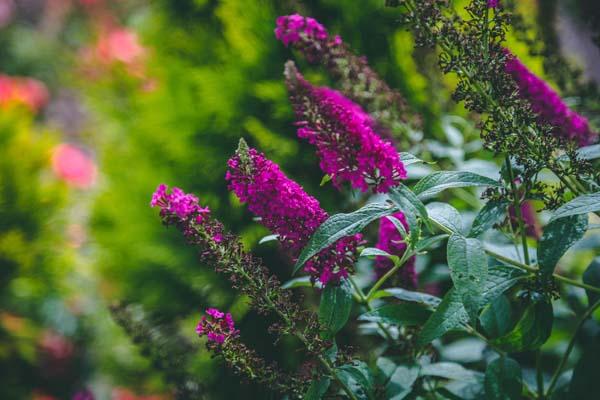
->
[0,0,599,398]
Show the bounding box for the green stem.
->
[545,297,600,397]
[465,325,507,357]
[366,249,414,300]
[536,350,545,399]
[348,276,396,343]
[505,156,531,265]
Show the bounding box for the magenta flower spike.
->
[226,139,361,285]
[285,62,407,193]
[196,308,239,345]
[504,51,598,146]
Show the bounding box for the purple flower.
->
[504,51,598,146]
[226,141,361,285]
[509,201,542,239]
[487,0,499,8]
[285,62,407,193]
[150,184,210,223]
[196,308,239,344]
[275,14,341,62]
[375,212,417,289]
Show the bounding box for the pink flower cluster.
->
[287,65,407,193]
[226,146,361,285]
[0,74,49,112]
[504,52,598,146]
[275,14,341,61]
[150,184,210,223]
[51,144,97,189]
[375,212,417,289]
[196,308,239,344]
[487,0,499,8]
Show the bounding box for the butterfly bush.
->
[226,141,361,285]
[275,14,416,133]
[285,62,407,193]
[196,308,239,344]
[375,212,417,289]
[504,51,598,146]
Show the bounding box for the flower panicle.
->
[285,62,407,193]
[195,308,304,396]
[375,212,417,289]
[275,14,416,133]
[504,51,598,146]
[226,142,362,285]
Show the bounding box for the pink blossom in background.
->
[51,144,97,188]
[0,74,49,112]
[375,212,417,289]
[0,0,14,28]
[96,28,145,65]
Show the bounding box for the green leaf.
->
[576,144,600,160]
[294,202,396,273]
[386,215,408,238]
[426,202,463,234]
[358,304,432,326]
[447,234,488,322]
[420,362,481,382]
[320,174,332,186]
[417,266,526,347]
[550,192,600,222]
[538,214,588,277]
[484,357,522,400]
[568,330,600,398]
[387,363,419,400]
[583,257,600,305]
[469,199,509,237]
[417,288,470,347]
[360,247,400,265]
[336,361,375,400]
[480,295,514,338]
[399,152,428,166]
[371,288,441,308]
[415,234,449,252]
[281,276,313,289]
[389,184,429,234]
[319,279,353,338]
[305,376,331,400]
[413,171,501,200]
[492,300,553,352]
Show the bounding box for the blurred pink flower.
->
[96,28,145,65]
[0,0,14,28]
[51,144,97,188]
[0,74,49,112]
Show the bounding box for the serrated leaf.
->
[492,300,553,352]
[371,288,441,308]
[583,257,600,305]
[358,304,431,326]
[336,361,375,400]
[413,171,501,200]
[447,235,488,323]
[319,279,353,338]
[484,357,522,400]
[469,199,509,237]
[305,376,330,400]
[479,295,514,338]
[427,202,463,234]
[360,247,400,265]
[417,288,470,347]
[549,192,600,222]
[294,202,396,273]
[538,214,588,277]
[281,276,313,289]
[481,266,528,304]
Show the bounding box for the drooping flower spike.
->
[275,14,416,134]
[375,212,417,289]
[226,139,361,285]
[285,62,407,193]
[504,51,598,146]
